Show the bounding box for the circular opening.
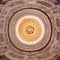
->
[16,15,45,45]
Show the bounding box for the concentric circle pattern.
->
[0,0,60,60]
[8,8,51,51]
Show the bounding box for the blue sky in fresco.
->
[51,0,58,3]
